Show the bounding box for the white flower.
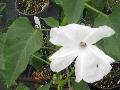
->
[34,16,41,29]
[49,24,115,83]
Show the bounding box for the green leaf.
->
[0,71,6,85]
[29,52,43,70]
[52,0,63,6]
[94,6,120,61]
[16,83,29,90]
[42,17,59,27]
[60,16,68,26]
[84,0,105,26]
[37,84,50,90]
[72,80,89,90]
[85,0,90,2]
[5,17,43,86]
[0,15,2,23]
[0,3,6,12]
[90,0,105,11]
[62,0,84,23]
[0,34,6,70]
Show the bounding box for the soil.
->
[15,0,49,15]
[93,63,120,89]
[16,64,71,90]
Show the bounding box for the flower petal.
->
[50,24,92,46]
[62,24,92,45]
[89,45,115,63]
[50,27,75,46]
[75,53,84,82]
[80,45,113,83]
[50,47,78,72]
[84,25,115,44]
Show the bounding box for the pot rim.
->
[15,0,50,16]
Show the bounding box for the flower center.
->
[80,42,87,48]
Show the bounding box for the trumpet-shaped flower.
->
[49,24,115,83]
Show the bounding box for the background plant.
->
[0,0,120,90]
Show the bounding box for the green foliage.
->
[94,5,120,61]
[0,3,6,12]
[62,0,84,23]
[52,0,63,6]
[37,84,50,90]
[42,17,59,27]
[4,17,43,86]
[0,0,119,89]
[0,34,6,70]
[72,80,89,90]
[89,0,105,11]
[0,15,2,20]
[29,52,43,70]
[0,71,6,85]
[16,83,29,90]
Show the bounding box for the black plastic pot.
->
[88,62,120,90]
[88,83,120,90]
[0,0,60,31]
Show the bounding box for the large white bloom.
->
[49,24,115,83]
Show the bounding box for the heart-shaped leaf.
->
[5,17,43,86]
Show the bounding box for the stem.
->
[32,54,50,65]
[85,3,108,17]
[57,73,63,90]
[63,70,74,85]
[58,83,62,90]
[66,68,72,90]
[58,84,61,90]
